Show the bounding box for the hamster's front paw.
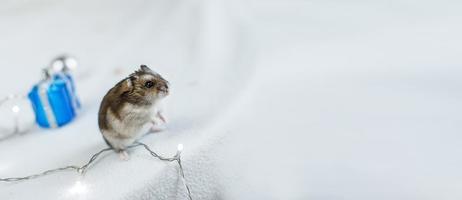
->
[150,123,166,133]
[150,113,167,133]
[157,112,167,124]
[152,113,167,125]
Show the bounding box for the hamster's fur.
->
[98,65,169,158]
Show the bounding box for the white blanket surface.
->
[0,0,461,199]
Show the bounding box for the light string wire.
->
[0,142,193,200]
[0,94,27,106]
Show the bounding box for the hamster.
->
[98,65,169,160]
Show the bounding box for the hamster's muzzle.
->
[157,82,169,95]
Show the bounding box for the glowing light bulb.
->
[11,105,20,113]
[65,57,78,70]
[51,60,65,72]
[177,144,184,152]
[68,181,88,196]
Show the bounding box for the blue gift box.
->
[53,73,81,110]
[28,72,80,128]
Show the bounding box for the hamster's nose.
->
[157,83,169,93]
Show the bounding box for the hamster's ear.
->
[121,77,135,94]
[140,65,153,72]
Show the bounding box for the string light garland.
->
[0,142,193,200]
[0,94,35,137]
[0,94,26,105]
[1,57,193,199]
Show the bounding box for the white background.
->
[0,0,461,199]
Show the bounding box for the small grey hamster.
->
[98,65,169,160]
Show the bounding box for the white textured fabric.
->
[1,0,462,199]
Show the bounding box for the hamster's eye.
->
[145,81,155,88]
